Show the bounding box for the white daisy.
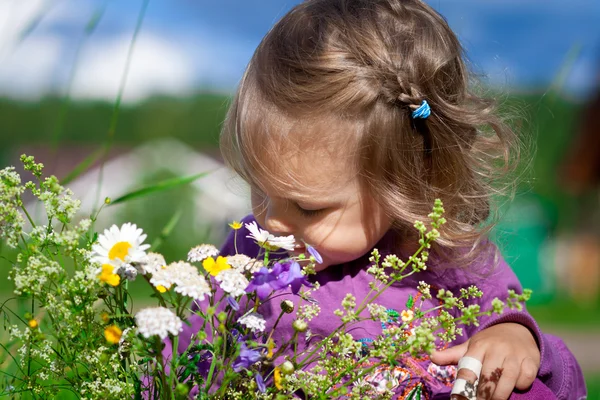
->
[187,244,220,263]
[135,307,183,339]
[215,268,249,297]
[150,261,211,301]
[245,221,296,251]
[227,254,262,273]
[91,223,150,271]
[237,312,266,333]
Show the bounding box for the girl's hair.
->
[220,0,522,266]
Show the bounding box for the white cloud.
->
[70,32,196,103]
[0,35,63,98]
[0,0,64,98]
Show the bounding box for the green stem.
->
[169,335,179,400]
[18,198,36,228]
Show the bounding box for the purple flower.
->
[285,261,312,294]
[255,373,266,393]
[232,342,262,372]
[306,244,323,264]
[271,261,312,295]
[226,296,240,311]
[246,266,287,300]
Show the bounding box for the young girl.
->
[189,0,587,398]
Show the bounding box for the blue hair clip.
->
[411,100,431,119]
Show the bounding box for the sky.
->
[0,0,599,103]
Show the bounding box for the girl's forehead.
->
[254,147,358,199]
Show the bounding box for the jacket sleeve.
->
[443,248,587,399]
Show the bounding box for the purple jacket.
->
[176,215,586,399]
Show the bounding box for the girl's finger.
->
[475,353,504,400]
[515,356,537,390]
[487,356,520,400]
[431,340,469,366]
[450,350,485,400]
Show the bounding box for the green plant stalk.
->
[169,335,179,400]
[293,242,428,371]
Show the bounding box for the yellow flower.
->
[202,256,230,276]
[104,325,122,344]
[156,285,169,293]
[28,319,38,329]
[100,312,110,323]
[266,338,275,359]
[229,221,243,230]
[98,264,121,286]
[274,367,283,390]
[401,309,414,322]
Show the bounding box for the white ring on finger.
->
[458,356,483,379]
[451,377,479,400]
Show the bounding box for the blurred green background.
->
[1,0,599,396]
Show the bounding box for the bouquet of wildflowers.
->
[0,155,530,399]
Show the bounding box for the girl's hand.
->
[430,322,541,400]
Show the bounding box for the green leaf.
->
[109,171,213,205]
[406,294,414,309]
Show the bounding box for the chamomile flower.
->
[237,312,266,333]
[91,223,150,271]
[245,221,295,251]
[135,307,183,339]
[187,244,219,263]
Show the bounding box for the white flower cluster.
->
[215,268,249,297]
[39,185,81,223]
[80,377,133,399]
[187,244,219,262]
[0,167,26,248]
[140,252,167,275]
[11,255,62,296]
[135,307,183,339]
[237,312,266,333]
[226,254,262,273]
[150,261,211,300]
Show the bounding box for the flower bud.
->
[292,319,308,332]
[281,360,295,375]
[197,331,207,341]
[175,383,189,396]
[281,300,294,314]
[217,312,227,323]
[206,306,216,316]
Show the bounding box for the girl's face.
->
[250,152,392,271]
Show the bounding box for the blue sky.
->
[0,0,599,102]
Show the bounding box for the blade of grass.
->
[92,0,150,213]
[108,171,213,205]
[151,209,183,252]
[51,3,107,149]
[60,145,106,185]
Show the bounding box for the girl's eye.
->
[295,203,325,217]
